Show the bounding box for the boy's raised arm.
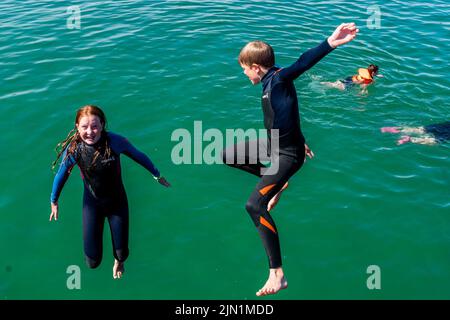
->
[327,22,359,48]
[280,23,358,81]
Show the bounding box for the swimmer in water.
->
[381,121,450,145]
[221,23,358,297]
[321,64,381,92]
[50,105,170,279]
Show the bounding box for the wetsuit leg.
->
[223,139,305,267]
[221,139,269,177]
[106,200,129,263]
[82,193,105,269]
[245,155,302,268]
[341,76,355,89]
[424,122,450,143]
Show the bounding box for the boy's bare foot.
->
[267,182,288,212]
[256,268,288,297]
[113,259,125,279]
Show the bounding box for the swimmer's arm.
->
[360,84,369,95]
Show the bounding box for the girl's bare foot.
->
[113,259,125,279]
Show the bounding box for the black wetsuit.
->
[222,39,334,268]
[424,121,450,143]
[51,132,160,268]
[341,76,355,89]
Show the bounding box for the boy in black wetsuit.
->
[222,23,359,296]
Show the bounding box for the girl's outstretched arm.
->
[110,132,170,187]
[50,149,76,221]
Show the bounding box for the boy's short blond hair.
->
[238,41,275,69]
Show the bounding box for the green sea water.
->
[0,0,449,300]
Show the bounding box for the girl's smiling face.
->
[76,115,103,145]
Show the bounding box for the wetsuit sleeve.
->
[113,134,161,178]
[279,39,334,81]
[50,150,76,204]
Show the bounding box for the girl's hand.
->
[50,202,59,221]
[328,23,359,48]
[156,176,171,187]
[304,144,315,162]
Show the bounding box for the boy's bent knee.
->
[245,200,260,224]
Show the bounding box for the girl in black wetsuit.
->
[50,105,170,279]
[222,23,358,296]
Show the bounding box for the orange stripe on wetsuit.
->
[258,184,278,233]
[259,183,276,196]
[260,216,277,234]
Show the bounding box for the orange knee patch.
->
[260,216,277,234]
[259,183,276,196]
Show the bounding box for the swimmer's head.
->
[75,105,107,145]
[238,41,274,85]
[368,64,379,77]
